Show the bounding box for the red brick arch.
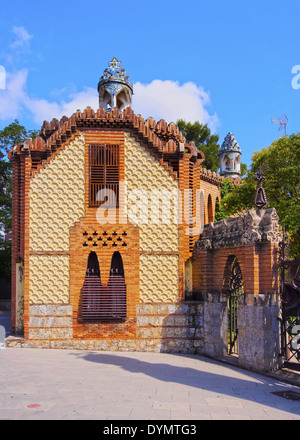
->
[193,246,241,293]
[222,254,244,294]
[202,191,221,225]
[69,214,140,339]
[207,194,214,223]
[192,241,279,298]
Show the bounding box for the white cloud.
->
[24,88,99,124]
[0,70,218,132]
[0,68,98,125]
[10,26,32,49]
[0,69,28,120]
[133,80,219,131]
[1,25,219,131]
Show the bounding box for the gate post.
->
[237,291,282,372]
[201,292,228,359]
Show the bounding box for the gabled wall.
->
[29,132,86,307]
[125,133,179,303]
[10,115,222,348]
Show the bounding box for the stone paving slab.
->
[0,347,300,421]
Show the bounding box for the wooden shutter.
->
[79,251,126,322]
[108,252,127,319]
[79,252,102,322]
[89,144,120,207]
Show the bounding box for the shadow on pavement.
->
[70,350,300,417]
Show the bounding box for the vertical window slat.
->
[80,251,127,322]
[89,144,120,207]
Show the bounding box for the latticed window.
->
[89,144,120,207]
[79,251,126,322]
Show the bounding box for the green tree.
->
[0,120,38,286]
[177,120,220,172]
[215,178,235,221]
[240,163,248,177]
[221,134,300,258]
[0,119,38,230]
[177,120,248,176]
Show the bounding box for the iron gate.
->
[279,229,300,371]
[228,257,243,355]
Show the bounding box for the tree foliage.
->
[0,239,12,280]
[215,178,235,222]
[0,119,38,230]
[177,119,248,176]
[221,134,300,258]
[0,120,38,284]
[177,120,220,172]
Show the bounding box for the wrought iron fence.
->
[279,227,300,371]
[228,257,243,355]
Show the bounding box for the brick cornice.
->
[9,107,203,161]
[8,106,225,187]
[200,167,224,186]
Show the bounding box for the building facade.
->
[9,59,222,346]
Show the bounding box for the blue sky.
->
[0,0,299,168]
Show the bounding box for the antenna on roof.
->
[271,114,288,136]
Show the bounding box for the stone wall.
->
[6,303,206,354]
[4,300,226,361]
[28,305,73,340]
[136,303,204,353]
[6,296,282,374]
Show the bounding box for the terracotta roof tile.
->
[9,107,224,184]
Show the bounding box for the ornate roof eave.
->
[8,107,205,180]
[8,107,223,184]
[9,107,202,158]
[200,167,224,186]
[195,207,281,250]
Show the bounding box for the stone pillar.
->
[238,294,282,372]
[201,292,228,359]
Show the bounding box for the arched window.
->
[199,190,205,233]
[107,252,127,320]
[184,257,193,300]
[79,251,126,322]
[207,194,214,223]
[86,251,101,277]
[79,252,102,322]
[116,90,130,110]
[215,197,220,221]
[110,251,124,277]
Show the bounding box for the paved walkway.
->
[1,312,300,421]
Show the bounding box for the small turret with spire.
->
[98,57,133,112]
[219,132,242,178]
